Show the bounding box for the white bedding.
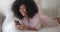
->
[11,26,60,32]
[15,26,60,32]
[2,19,60,32]
[39,26,60,32]
[18,26,60,32]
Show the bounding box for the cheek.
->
[19,10,26,16]
[19,8,26,13]
[22,9,26,14]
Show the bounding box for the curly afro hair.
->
[12,0,38,19]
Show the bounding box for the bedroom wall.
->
[40,0,60,18]
[57,4,60,17]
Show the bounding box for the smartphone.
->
[15,20,21,25]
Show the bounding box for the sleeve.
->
[34,20,42,30]
[30,13,42,30]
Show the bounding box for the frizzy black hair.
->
[12,0,38,19]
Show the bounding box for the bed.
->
[2,17,60,32]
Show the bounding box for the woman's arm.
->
[23,25,38,31]
[16,24,38,31]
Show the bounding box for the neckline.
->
[23,16,31,22]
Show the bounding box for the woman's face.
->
[19,4,26,16]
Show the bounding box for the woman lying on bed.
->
[12,0,59,31]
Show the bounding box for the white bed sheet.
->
[2,19,60,32]
[10,25,60,32]
[19,26,60,32]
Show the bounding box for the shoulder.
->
[32,11,41,19]
[31,12,41,22]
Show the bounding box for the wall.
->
[40,0,60,18]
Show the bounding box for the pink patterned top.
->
[14,12,58,30]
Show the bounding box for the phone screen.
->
[15,21,21,25]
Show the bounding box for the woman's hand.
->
[15,24,38,31]
[14,20,38,30]
[15,24,25,30]
[14,20,25,30]
[54,17,60,24]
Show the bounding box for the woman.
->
[12,0,58,30]
[12,0,59,31]
[12,0,41,30]
[2,0,58,32]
